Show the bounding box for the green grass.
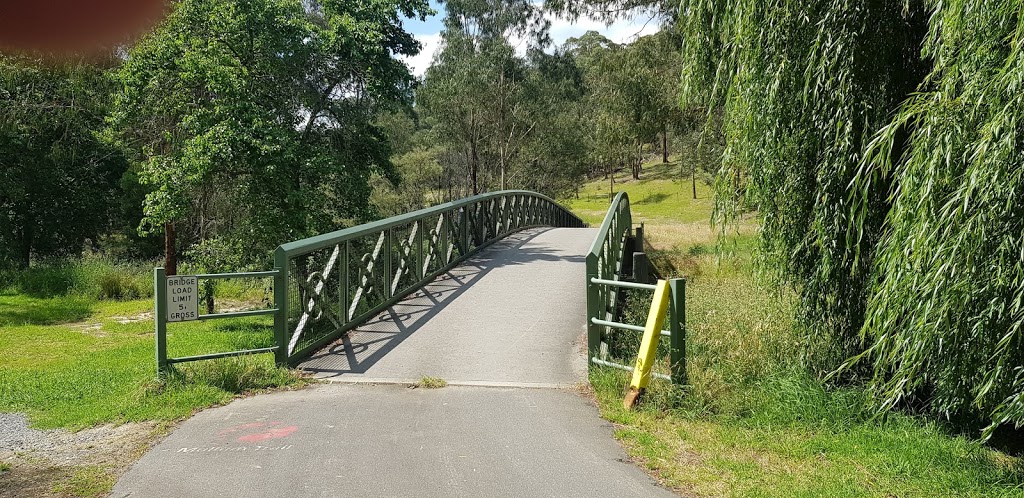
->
[566,158,1024,497]
[415,376,448,389]
[3,258,155,301]
[51,464,117,498]
[565,159,715,226]
[592,369,1024,497]
[0,295,305,430]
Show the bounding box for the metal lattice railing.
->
[585,192,687,385]
[273,190,586,364]
[585,192,633,357]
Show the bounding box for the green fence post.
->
[492,198,500,238]
[416,220,425,279]
[341,241,350,323]
[442,209,451,264]
[669,278,687,385]
[384,229,393,299]
[154,267,168,375]
[460,207,469,255]
[586,254,602,361]
[273,247,288,366]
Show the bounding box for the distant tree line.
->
[373,0,694,216]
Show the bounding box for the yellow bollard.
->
[624,279,671,410]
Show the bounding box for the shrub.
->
[8,258,153,300]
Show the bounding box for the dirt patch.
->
[0,413,169,498]
[111,311,153,325]
[69,322,107,338]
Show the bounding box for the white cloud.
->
[401,13,661,77]
[401,32,441,78]
[546,11,661,46]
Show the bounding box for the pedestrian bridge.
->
[298,226,595,387]
[116,191,680,497]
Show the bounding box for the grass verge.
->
[0,292,306,497]
[0,296,306,429]
[567,158,1024,497]
[415,376,448,389]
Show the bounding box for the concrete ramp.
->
[298,228,595,387]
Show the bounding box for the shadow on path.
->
[299,227,580,378]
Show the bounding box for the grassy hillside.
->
[564,158,1024,498]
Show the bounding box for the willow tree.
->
[682,0,1024,430]
[678,0,929,371]
[850,1,1024,433]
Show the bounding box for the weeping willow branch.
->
[680,0,1024,432]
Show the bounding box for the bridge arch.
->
[273,191,586,364]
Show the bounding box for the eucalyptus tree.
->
[566,30,680,188]
[110,0,431,272]
[513,49,589,197]
[564,32,633,193]
[418,0,549,194]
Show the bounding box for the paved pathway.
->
[112,228,675,497]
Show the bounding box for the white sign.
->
[166,275,199,322]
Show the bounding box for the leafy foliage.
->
[680,0,1024,430]
[677,0,929,372]
[849,1,1024,433]
[418,0,553,195]
[110,0,431,265]
[0,56,127,267]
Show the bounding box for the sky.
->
[399,1,662,76]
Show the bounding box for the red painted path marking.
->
[219,421,298,443]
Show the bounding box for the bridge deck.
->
[298,227,594,387]
[112,227,675,497]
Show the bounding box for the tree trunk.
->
[662,125,669,163]
[470,141,479,195]
[469,112,480,195]
[499,155,506,191]
[609,162,615,200]
[692,169,697,199]
[632,142,642,180]
[205,281,214,314]
[18,221,32,268]
[164,221,178,276]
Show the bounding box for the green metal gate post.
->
[273,248,288,366]
[341,242,350,322]
[669,278,686,385]
[384,229,393,299]
[586,255,602,359]
[154,267,168,375]
[460,207,469,256]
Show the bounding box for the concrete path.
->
[112,228,675,497]
[298,228,594,387]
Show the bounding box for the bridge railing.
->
[585,192,633,358]
[585,192,687,385]
[273,190,586,364]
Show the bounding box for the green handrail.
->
[273,190,586,364]
[584,192,687,385]
[585,192,633,359]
